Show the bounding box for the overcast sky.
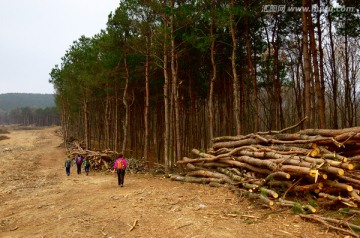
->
[0,0,120,94]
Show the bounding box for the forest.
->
[0,93,60,126]
[49,0,360,174]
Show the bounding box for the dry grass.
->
[0,135,9,141]
[0,128,10,134]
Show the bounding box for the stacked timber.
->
[69,143,119,171]
[69,142,149,173]
[173,125,360,210]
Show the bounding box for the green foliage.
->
[306,195,319,208]
[48,0,360,157]
[339,207,351,215]
[292,202,304,215]
[333,0,360,37]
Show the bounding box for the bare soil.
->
[0,127,343,238]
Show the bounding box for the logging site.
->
[0,125,360,238]
[1,0,360,237]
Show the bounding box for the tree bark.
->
[208,0,217,146]
[144,33,150,162]
[122,45,129,153]
[327,2,339,129]
[170,0,181,166]
[307,6,326,128]
[302,0,312,129]
[163,0,170,175]
[230,0,241,135]
[245,6,259,132]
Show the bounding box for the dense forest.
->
[49,0,360,173]
[0,93,60,126]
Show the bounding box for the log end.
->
[338,169,344,176]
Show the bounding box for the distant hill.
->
[0,93,55,112]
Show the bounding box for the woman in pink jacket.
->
[113,155,128,187]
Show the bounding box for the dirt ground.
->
[0,126,345,238]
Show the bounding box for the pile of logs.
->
[173,122,360,211]
[68,142,149,173]
[68,143,118,172]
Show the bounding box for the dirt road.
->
[0,127,342,238]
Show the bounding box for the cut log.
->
[170,175,225,184]
[323,180,353,192]
[349,190,360,203]
[235,156,277,171]
[262,172,291,185]
[186,170,232,183]
[216,168,244,182]
[258,187,278,198]
[292,183,323,192]
[191,149,215,158]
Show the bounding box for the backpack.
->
[65,159,71,168]
[117,160,123,170]
[84,160,90,167]
[77,157,82,165]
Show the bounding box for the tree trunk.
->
[170,0,181,165]
[245,10,259,132]
[273,44,283,130]
[163,0,170,176]
[230,0,241,135]
[307,7,326,129]
[316,0,326,128]
[302,0,312,129]
[144,34,150,162]
[105,83,110,149]
[122,45,129,153]
[344,31,352,127]
[208,0,217,146]
[114,82,119,152]
[328,8,338,129]
[84,93,89,150]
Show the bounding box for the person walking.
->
[75,155,83,174]
[83,157,91,176]
[113,155,128,187]
[64,157,72,176]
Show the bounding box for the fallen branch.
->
[128,219,138,232]
[300,214,359,237]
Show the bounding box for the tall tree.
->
[229,0,241,135]
[306,2,326,128]
[302,0,312,129]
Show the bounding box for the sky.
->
[0,0,120,94]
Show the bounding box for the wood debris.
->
[173,123,360,236]
[174,122,360,209]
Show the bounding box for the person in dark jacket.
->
[64,157,72,176]
[113,155,128,187]
[83,157,91,176]
[75,155,83,174]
